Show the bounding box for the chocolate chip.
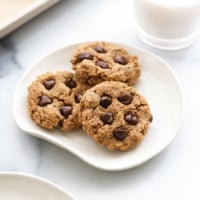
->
[58,120,63,128]
[124,113,138,125]
[94,46,106,53]
[97,61,109,69]
[118,93,132,105]
[43,79,55,90]
[78,52,93,62]
[149,115,153,123]
[100,96,112,108]
[60,105,73,117]
[66,78,77,89]
[113,127,128,140]
[74,93,82,103]
[114,55,127,65]
[39,95,52,106]
[100,113,113,124]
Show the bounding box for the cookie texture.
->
[71,42,140,86]
[80,81,152,151]
[28,71,90,131]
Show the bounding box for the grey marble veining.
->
[1,38,23,70]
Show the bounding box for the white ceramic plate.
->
[13,42,184,171]
[0,172,75,200]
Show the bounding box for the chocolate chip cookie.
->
[71,42,140,86]
[28,71,90,131]
[79,81,152,151]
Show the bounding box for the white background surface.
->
[0,0,200,199]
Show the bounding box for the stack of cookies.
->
[28,42,152,151]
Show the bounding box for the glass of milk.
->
[133,0,200,50]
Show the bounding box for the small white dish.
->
[0,172,75,200]
[13,42,184,171]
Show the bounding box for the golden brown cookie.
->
[71,42,140,86]
[28,71,90,131]
[79,81,152,151]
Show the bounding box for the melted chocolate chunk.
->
[94,46,106,53]
[149,115,153,123]
[78,52,93,62]
[74,93,82,103]
[66,78,77,89]
[117,93,133,105]
[97,60,109,69]
[114,55,127,65]
[58,120,63,128]
[60,105,73,117]
[100,96,112,108]
[43,79,55,90]
[113,127,128,140]
[124,113,138,125]
[39,95,52,106]
[100,113,113,124]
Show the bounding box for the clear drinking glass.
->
[133,0,200,50]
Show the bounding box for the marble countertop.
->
[0,0,199,199]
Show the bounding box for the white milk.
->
[134,0,200,50]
